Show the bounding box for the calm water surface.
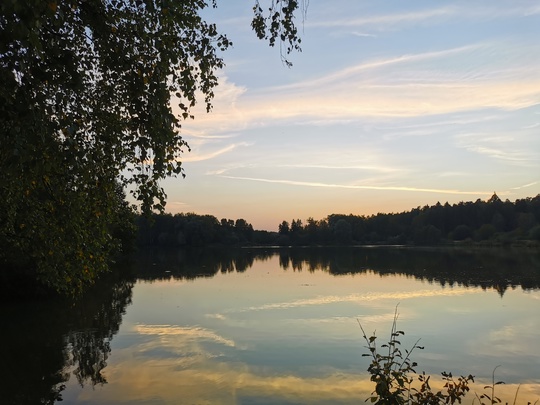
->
[2,247,540,404]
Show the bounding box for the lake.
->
[2,246,539,404]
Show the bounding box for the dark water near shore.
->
[2,246,539,404]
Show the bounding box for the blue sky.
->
[160,1,540,231]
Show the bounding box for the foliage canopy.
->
[0,0,302,294]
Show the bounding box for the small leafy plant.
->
[359,306,474,405]
[359,307,538,405]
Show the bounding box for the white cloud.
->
[308,3,540,31]
[180,44,540,138]
[511,181,538,190]
[180,142,250,163]
[167,201,189,207]
[272,44,484,91]
[454,132,538,166]
[135,324,236,347]
[278,163,401,173]
[351,31,377,38]
[175,76,248,137]
[221,175,493,196]
[308,6,456,29]
[224,288,477,314]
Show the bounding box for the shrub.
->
[359,308,473,404]
[357,307,538,405]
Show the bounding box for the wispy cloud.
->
[180,46,540,137]
[135,324,236,347]
[351,31,377,38]
[205,313,227,320]
[99,355,375,404]
[454,133,537,166]
[167,201,188,207]
[180,142,250,162]
[221,175,492,196]
[272,44,483,91]
[469,318,540,359]
[377,114,501,131]
[511,181,538,190]
[523,5,540,16]
[309,7,456,29]
[278,163,401,173]
[224,288,476,314]
[159,2,539,226]
[309,4,540,30]
[174,76,248,137]
[184,133,238,140]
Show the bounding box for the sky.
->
[159,0,540,231]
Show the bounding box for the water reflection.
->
[135,246,540,294]
[117,246,539,404]
[0,271,134,404]
[133,247,261,280]
[2,247,539,404]
[277,246,540,295]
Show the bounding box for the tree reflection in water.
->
[0,270,134,404]
[2,246,538,404]
[135,246,540,295]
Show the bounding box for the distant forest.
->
[136,193,540,247]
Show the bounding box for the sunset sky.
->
[160,1,540,231]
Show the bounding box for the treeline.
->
[136,213,269,246]
[137,193,540,247]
